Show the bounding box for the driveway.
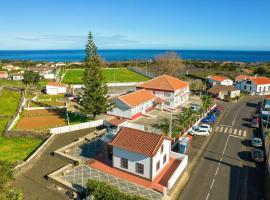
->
[15,128,93,200]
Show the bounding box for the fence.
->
[50,119,104,134]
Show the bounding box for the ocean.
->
[0,50,270,62]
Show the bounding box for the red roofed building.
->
[235,76,270,95]
[207,75,233,87]
[136,75,189,109]
[110,127,188,185]
[46,82,67,95]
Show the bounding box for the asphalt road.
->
[179,97,265,200]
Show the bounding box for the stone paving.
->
[58,164,163,200]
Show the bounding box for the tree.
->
[153,52,186,76]
[22,70,40,96]
[80,32,112,119]
[0,161,22,200]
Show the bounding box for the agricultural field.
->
[62,68,149,84]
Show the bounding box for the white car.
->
[188,126,210,136]
[198,124,212,132]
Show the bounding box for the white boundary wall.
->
[50,119,104,134]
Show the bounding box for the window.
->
[136,163,144,174]
[156,161,160,171]
[121,158,128,169]
[163,154,167,164]
[161,144,164,153]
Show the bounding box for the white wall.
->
[151,139,171,180]
[113,147,152,179]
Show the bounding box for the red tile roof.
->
[137,75,189,92]
[110,127,168,157]
[235,74,254,81]
[250,77,270,85]
[107,118,127,126]
[118,89,156,107]
[209,75,229,82]
[47,82,67,87]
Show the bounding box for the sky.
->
[0,0,270,50]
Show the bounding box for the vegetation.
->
[0,161,22,200]
[62,68,149,84]
[86,179,147,200]
[81,32,112,119]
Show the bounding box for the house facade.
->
[235,76,270,95]
[207,75,233,87]
[107,89,157,119]
[0,71,8,79]
[136,75,189,109]
[46,82,67,95]
[110,127,171,180]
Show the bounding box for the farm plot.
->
[16,109,67,130]
[62,68,149,84]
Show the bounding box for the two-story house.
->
[136,75,189,109]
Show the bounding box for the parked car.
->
[250,149,264,163]
[251,137,263,148]
[191,104,200,112]
[201,115,217,123]
[188,126,210,136]
[198,123,212,132]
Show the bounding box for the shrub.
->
[86,179,148,200]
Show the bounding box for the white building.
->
[136,75,189,109]
[235,76,270,95]
[107,89,160,119]
[110,127,188,185]
[46,82,67,95]
[207,75,233,87]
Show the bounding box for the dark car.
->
[251,149,264,163]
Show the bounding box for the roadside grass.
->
[0,137,42,163]
[63,68,149,84]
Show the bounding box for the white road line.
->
[229,128,233,134]
[224,127,228,133]
[238,129,242,136]
[215,126,220,132]
[234,129,237,135]
[219,126,224,132]
[243,130,247,137]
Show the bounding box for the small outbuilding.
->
[46,82,67,95]
[208,85,240,100]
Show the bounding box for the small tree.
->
[81,32,112,119]
[22,70,40,96]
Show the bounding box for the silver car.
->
[251,137,262,148]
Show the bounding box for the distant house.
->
[11,73,24,80]
[208,85,240,100]
[207,75,233,87]
[107,89,160,119]
[136,75,189,109]
[0,71,8,79]
[235,76,270,95]
[46,82,67,95]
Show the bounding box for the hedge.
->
[86,179,148,200]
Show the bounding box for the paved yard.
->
[58,165,163,200]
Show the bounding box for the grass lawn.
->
[63,68,149,84]
[0,89,21,115]
[0,137,42,163]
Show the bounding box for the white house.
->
[46,82,67,95]
[207,75,233,87]
[107,89,160,119]
[136,75,189,109]
[235,76,270,95]
[11,73,24,80]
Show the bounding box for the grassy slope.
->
[63,68,149,84]
[0,89,42,163]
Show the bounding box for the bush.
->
[86,180,148,200]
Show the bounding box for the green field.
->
[0,89,43,163]
[62,68,149,84]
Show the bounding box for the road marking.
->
[243,130,247,137]
[234,129,237,135]
[229,128,233,134]
[219,126,224,132]
[224,127,228,133]
[215,126,220,132]
[238,129,242,136]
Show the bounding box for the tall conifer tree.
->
[81,32,111,119]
